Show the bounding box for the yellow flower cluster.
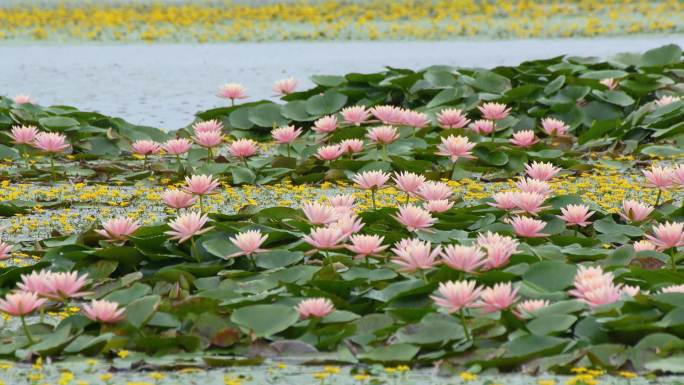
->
[0,0,682,42]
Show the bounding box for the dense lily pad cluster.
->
[1,45,684,375]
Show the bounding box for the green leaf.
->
[523,261,577,292]
[396,314,464,344]
[248,103,288,127]
[468,70,511,93]
[310,75,346,87]
[29,324,73,354]
[359,343,420,362]
[305,91,347,116]
[503,335,568,358]
[125,295,161,329]
[639,44,682,67]
[255,250,304,269]
[230,304,298,337]
[38,116,79,130]
[580,70,629,80]
[527,315,577,335]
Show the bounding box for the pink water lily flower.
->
[192,120,223,134]
[490,191,518,210]
[312,115,338,134]
[296,298,334,319]
[643,165,674,189]
[328,194,356,214]
[271,125,302,144]
[273,77,298,95]
[340,139,364,154]
[469,119,494,135]
[346,234,387,259]
[620,199,654,222]
[645,222,684,251]
[478,282,519,313]
[515,299,550,318]
[569,266,621,308]
[13,94,34,104]
[352,170,390,190]
[441,245,486,273]
[302,202,339,225]
[0,241,12,261]
[557,204,595,227]
[393,171,426,196]
[661,285,684,294]
[516,177,552,197]
[366,125,399,144]
[165,211,212,243]
[482,241,518,270]
[436,135,476,162]
[437,108,470,129]
[315,144,345,161]
[424,199,454,213]
[655,95,681,107]
[674,165,684,186]
[370,105,406,125]
[524,161,561,181]
[162,138,192,155]
[0,291,46,316]
[33,132,69,153]
[600,78,618,90]
[95,217,141,241]
[184,174,220,195]
[332,214,364,239]
[478,102,510,120]
[229,139,259,159]
[512,191,547,215]
[633,240,656,252]
[510,130,539,148]
[403,110,429,129]
[9,125,39,144]
[83,300,125,323]
[417,181,453,201]
[508,215,548,238]
[393,205,436,232]
[477,231,519,251]
[540,117,569,137]
[391,238,440,272]
[431,280,482,313]
[341,105,370,126]
[218,83,247,101]
[193,130,223,148]
[302,226,345,250]
[17,270,54,296]
[131,140,160,156]
[229,229,268,257]
[46,271,89,299]
[161,189,196,209]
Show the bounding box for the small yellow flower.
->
[396,365,410,372]
[538,380,556,385]
[313,372,330,380]
[384,367,397,374]
[618,371,638,379]
[324,366,341,374]
[276,362,287,369]
[570,367,587,374]
[459,372,478,382]
[150,372,165,381]
[353,373,371,381]
[100,373,114,382]
[117,350,130,358]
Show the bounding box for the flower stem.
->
[671,248,677,271]
[655,189,662,206]
[198,194,204,213]
[459,309,471,341]
[50,155,56,179]
[21,316,35,344]
[370,188,377,210]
